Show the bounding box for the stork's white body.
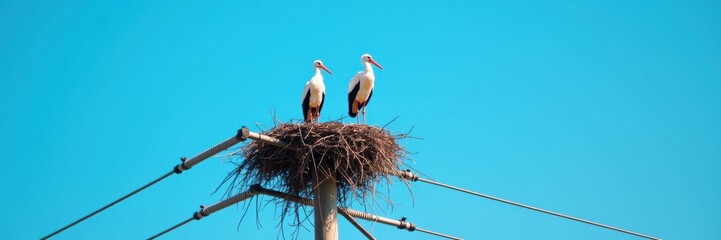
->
[347,54,383,124]
[302,60,332,123]
[302,70,326,109]
[348,63,375,104]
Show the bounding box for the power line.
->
[149,186,260,239]
[338,209,376,240]
[41,171,174,240]
[182,129,658,240]
[148,185,462,240]
[56,125,660,239]
[396,170,661,240]
[257,185,462,240]
[147,217,194,240]
[145,185,263,239]
[42,127,261,239]
[339,208,462,240]
[416,228,465,240]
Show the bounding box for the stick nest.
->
[219,121,413,237]
[224,122,409,206]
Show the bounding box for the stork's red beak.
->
[369,58,383,70]
[320,65,333,75]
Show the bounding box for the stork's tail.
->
[348,101,358,117]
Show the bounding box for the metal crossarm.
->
[239,127,300,151]
[338,209,376,240]
[148,186,261,239]
[256,186,462,240]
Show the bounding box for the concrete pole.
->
[313,168,338,240]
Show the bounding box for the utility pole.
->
[313,168,338,240]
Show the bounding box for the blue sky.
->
[1,0,720,239]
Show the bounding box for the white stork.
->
[301,60,333,123]
[347,54,383,124]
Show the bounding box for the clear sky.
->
[1,0,720,239]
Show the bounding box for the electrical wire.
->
[41,171,174,240]
[42,129,252,239]
[147,217,194,240]
[398,171,660,240]
[338,209,376,240]
[416,227,464,240]
[256,185,462,239]
[147,187,259,239]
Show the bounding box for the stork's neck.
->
[314,67,324,79]
[363,61,374,73]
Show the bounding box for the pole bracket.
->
[236,127,250,141]
[396,169,419,181]
[174,157,189,174]
[193,205,209,220]
[397,217,416,232]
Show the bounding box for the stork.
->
[301,60,333,123]
[347,54,383,124]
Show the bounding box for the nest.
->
[219,121,410,234]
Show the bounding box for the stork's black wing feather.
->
[348,82,360,117]
[365,88,373,108]
[319,92,325,116]
[302,89,311,121]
